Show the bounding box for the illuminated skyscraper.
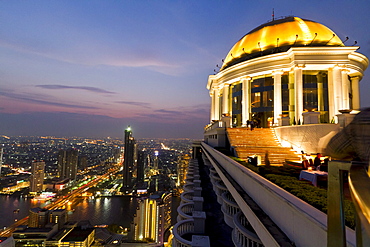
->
[30,161,45,194]
[176,154,190,189]
[58,148,78,180]
[123,126,136,192]
[132,192,172,244]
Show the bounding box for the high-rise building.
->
[49,209,67,230]
[123,126,136,191]
[131,192,172,244]
[58,149,78,180]
[78,155,88,171]
[28,208,49,228]
[136,150,145,185]
[176,154,190,189]
[30,161,45,194]
[28,208,67,230]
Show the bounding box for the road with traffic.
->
[0,166,120,237]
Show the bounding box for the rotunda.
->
[207,16,369,127]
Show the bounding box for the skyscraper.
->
[58,148,78,180]
[131,192,172,244]
[28,208,49,228]
[136,150,145,185]
[29,161,45,194]
[123,126,136,192]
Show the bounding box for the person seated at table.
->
[302,159,310,169]
[309,158,314,167]
[319,158,329,172]
[314,153,321,167]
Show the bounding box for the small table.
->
[299,170,328,186]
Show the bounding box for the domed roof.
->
[221,16,344,70]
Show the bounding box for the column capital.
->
[272,70,284,75]
[240,76,251,81]
[351,75,361,80]
[334,64,347,69]
[295,64,305,69]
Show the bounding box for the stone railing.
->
[215,180,228,204]
[221,191,240,228]
[201,142,356,247]
[172,219,194,247]
[232,211,263,247]
[180,191,194,204]
[177,203,195,222]
[174,158,210,247]
[183,183,194,193]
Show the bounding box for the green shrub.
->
[219,151,356,229]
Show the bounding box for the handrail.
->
[172,219,194,247]
[349,164,370,246]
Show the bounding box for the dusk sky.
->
[1,1,370,139]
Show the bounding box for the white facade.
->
[207,17,368,128]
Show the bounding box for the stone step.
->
[227,127,302,165]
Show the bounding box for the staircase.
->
[226,128,301,166]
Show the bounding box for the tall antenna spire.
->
[272,8,275,21]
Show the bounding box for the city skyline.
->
[1,1,370,139]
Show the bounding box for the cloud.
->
[154,109,182,114]
[0,39,183,76]
[136,104,209,124]
[115,101,151,108]
[0,91,98,110]
[35,84,116,94]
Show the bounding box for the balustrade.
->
[232,212,263,247]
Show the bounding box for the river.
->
[0,195,180,230]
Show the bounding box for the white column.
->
[214,88,220,121]
[289,71,295,124]
[341,69,350,110]
[333,66,343,114]
[241,77,250,126]
[210,91,215,122]
[351,76,361,110]
[222,84,229,115]
[273,71,283,126]
[294,66,303,124]
[317,73,324,112]
[327,68,335,122]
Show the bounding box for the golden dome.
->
[221,17,344,70]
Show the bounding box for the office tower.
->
[78,155,88,171]
[123,126,136,191]
[136,150,145,185]
[153,151,159,171]
[30,161,45,194]
[176,154,190,189]
[58,148,78,180]
[60,227,95,247]
[49,209,67,230]
[28,208,49,228]
[131,192,172,244]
